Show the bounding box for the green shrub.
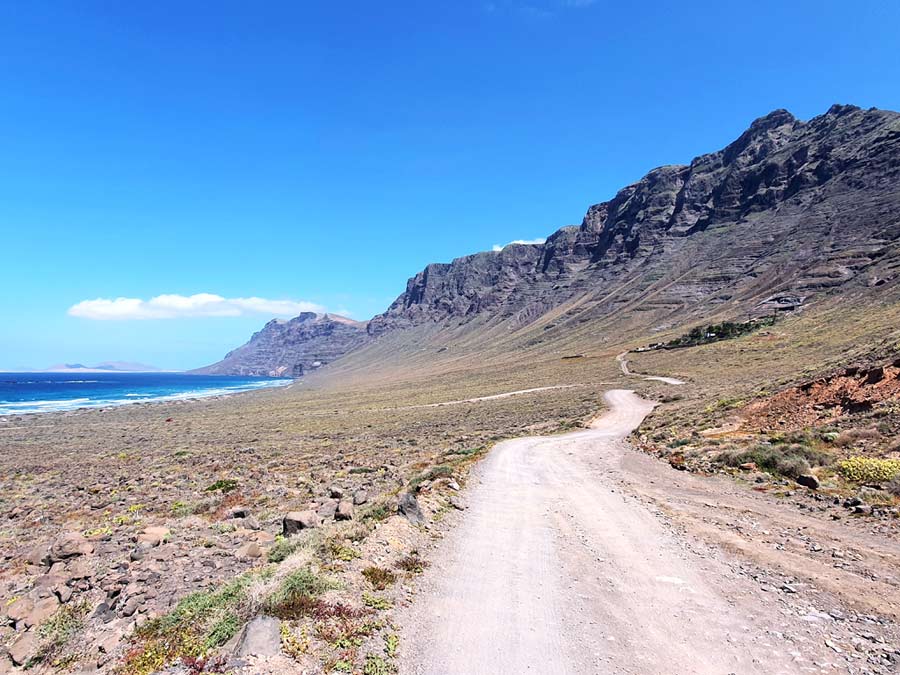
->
[362,503,391,522]
[362,592,392,610]
[321,537,360,562]
[268,537,303,563]
[409,465,454,490]
[34,601,90,666]
[126,574,253,675]
[204,612,241,649]
[446,446,485,458]
[660,317,776,350]
[384,633,399,658]
[205,479,239,493]
[364,654,396,674]
[265,568,332,614]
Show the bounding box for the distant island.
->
[42,361,165,373]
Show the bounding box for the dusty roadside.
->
[0,373,602,673]
[398,390,900,674]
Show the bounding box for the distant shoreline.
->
[0,372,293,417]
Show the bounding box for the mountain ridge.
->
[191,313,368,377]
[198,104,900,376]
[369,103,899,333]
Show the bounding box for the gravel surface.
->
[398,390,899,674]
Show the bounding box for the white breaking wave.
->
[0,380,291,416]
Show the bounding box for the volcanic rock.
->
[398,492,425,526]
[192,313,368,377]
[282,510,320,535]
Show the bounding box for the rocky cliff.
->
[368,104,900,335]
[203,104,900,374]
[192,313,369,377]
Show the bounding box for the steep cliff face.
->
[192,313,369,377]
[368,105,900,335]
[201,104,900,374]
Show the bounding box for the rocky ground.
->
[635,352,900,523]
[3,322,900,673]
[0,370,599,673]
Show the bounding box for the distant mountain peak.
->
[191,314,368,377]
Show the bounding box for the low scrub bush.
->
[886,476,900,497]
[836,457,900,483]
[268,537,303,563]
[446,446,485,458]
[361,566,397,590]
[316,616,382,651]
[269,595,364,622]
[717,443,831,479]
[205,479,239,493]
[857,486,895,506]
[264,568,332,615]
[361,502,392,523]
[126,575,253,675]
[384,632,400,658]
[408,465,454,490]
[362,592,392,610]
[833,428,880,447]
[33,601,90,667]
[395,552,429,574]
[364,654,396,675]
[321,537,361,562]
[344,522,373,542]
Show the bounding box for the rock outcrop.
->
[368,104,900,335]
[207,104,900,369]
[192,313,369,377]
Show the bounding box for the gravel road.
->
[616,351,685,385]
[398,390,896,674]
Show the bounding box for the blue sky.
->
[2,1,898,370]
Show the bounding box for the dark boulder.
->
[398,492,425,526]
[796,474,820,490]
[865,366,885,384]
[282,510,320,536]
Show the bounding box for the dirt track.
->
[616,351,685,385]
[398,390,900,674]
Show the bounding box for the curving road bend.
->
[616,351,685,385]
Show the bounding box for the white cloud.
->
[492,238,547,252]
[68,293,325,320]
